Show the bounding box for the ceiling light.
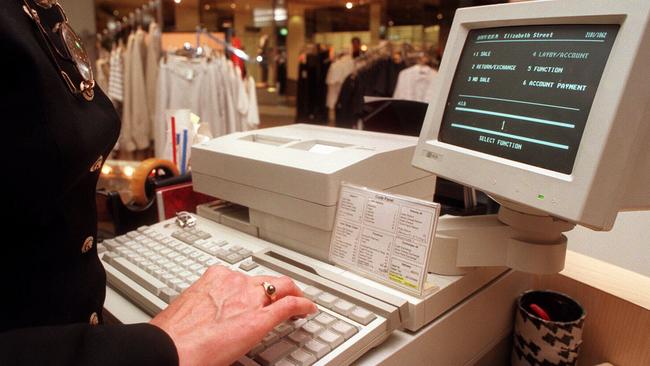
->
[345,2,353,10]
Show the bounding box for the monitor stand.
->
[429,202,575,275]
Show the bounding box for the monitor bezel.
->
[413,0,650,230]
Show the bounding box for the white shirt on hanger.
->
[392,64,439,103]
[326,55,355,109]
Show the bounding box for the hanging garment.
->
[154,58,208,157]
[244,76,260,131]
[95,57,110,93]
[145,22,162,141]
[153,56,256,158]
[107,45,124,103]
[393,64,438,103]
[129,29,151,150]
[326,55,354,110]
[334,56,406,129]
[120,33,136,151]
[296,53,327,124]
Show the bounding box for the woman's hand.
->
[150,265,317,366]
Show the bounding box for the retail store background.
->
[60,0,648,278]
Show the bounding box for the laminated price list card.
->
[329,183,441,296]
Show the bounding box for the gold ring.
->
[262,281,277,302]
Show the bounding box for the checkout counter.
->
[103,1,650,365]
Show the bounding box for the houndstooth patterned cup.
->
[512,290,586,366]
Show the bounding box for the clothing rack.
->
[195,27,251,62]
[98,0,162,48]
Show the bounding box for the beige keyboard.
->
[100,216,398,365]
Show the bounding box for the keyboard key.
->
[230,245,242,252]
[330,320,357,339]
[171,242,185,251]
[102,254,167,296]
[233,356,261,366]
[302,286,322,301]
[187,275,200,283]
[213,240,229,247]
[160,273,175,283]
[349,307,376,325]
[137,225,149,232]
[301,321,323,337]
[173,255,188,264]
[181,259,195,268]
[238,249,253,258]
[215,248,230,259]
[287,329,312,346]
[115,235,129,244]
[332,299,355,316]
[179,271,194,280]
[169,278,185,292]
[256,340,296,366]
[291,317,308,329]
[135,259,150,269]
[159,287,179,303]
[317,330,344,349]
[274,322,294,337]
[145,264,159,274]
[169,266,184,275]
[313,313,336,327]
[262,332,280,346]
[141,250,155,258]
[197,255,212,264]
[103,239,120,251]
[274,359,295,366]
[289,349,317,366]
[239,261,259,271]
[195,241,219,255]
[247,343,265,358]
[206,258,220,266]
[315,293,338,308]
[197,231,211,240]
[303,339,330,359]
[224,253,243,264]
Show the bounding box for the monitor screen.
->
[438,24,619,174]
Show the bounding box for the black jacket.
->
[0,1,177,364]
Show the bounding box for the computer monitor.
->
[413,0,650,231]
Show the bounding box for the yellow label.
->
[389,273,417,289]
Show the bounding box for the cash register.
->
[101,0,650,365]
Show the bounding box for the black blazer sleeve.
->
[0,2,177,365]
[0,323,178,366]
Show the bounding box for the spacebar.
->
[103,254,166,296]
